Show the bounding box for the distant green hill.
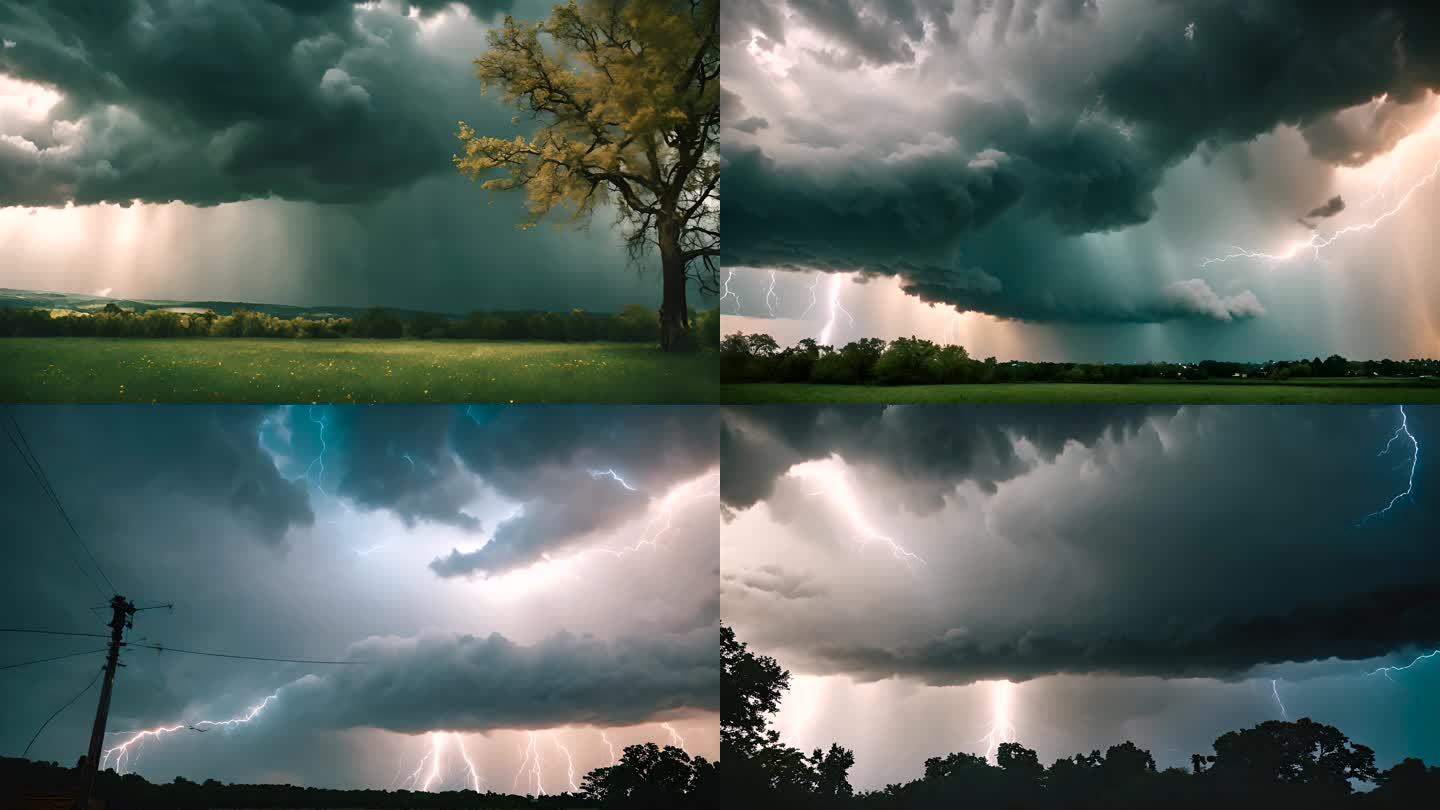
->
[0,287,454,320]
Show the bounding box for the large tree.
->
[455,0,719,351]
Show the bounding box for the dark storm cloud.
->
[1299,194,1346,229]
[722,0,1440,323]
[431,407,718,577]
[328,407,483,531]
[719,404,1163,512]
[283,626,718,732]
[724,406,1440,684]
[412,406,718,577]
[812,579,1440,685]
[2,406,312,546]
[0,0,512,207]
[272,406,715,575]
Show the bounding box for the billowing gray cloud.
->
[723,406,1440,684]
[1,405,719,789]
[2,405,313,548]
[722,0,1440,326]
[428,406,719,577]
[283,626,718,733]
[720,404,1164,512]
[0,0,512,207]
[814,579,1440,685]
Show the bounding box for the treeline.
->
[721,626,1440,810]
[0,304,722,346]
[2,741,717,809]
[721,332,1440,385]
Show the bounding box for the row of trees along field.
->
[2,741,717,809]
[721,333,1440,385]
[721,626,1440,810]
[0,305,722,345]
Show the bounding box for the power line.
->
[130,643,363,665]
[0,628,361,665]
[3,425,106,600]
[22,665,104,758]
[3,412,117,596]
[2,648,108,671]
[0,628,113,641]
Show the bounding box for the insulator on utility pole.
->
[78,594,135,810]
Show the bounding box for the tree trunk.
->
[658,219,690,352]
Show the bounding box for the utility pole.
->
[79,594,135,810]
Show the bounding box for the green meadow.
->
[723,378,1440,405]
[0,338,717,404]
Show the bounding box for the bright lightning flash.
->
[1271,679,1288,720]
[974,681,1017,764]
[102,693,279,773]
[817,275,854,347]
[1200,108,1440,268]
[589,468,638,491]
[402,732,484,793]
[661,722,686,749]
[720,270,741,314]
[796,459,925,565]
[802,273,820,318]
[1368,648,1440,680]
[1360,405,1418,523]
[766,270,779,317]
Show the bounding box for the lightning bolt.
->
[456,733,483,793]
[403,732,483,793]
[720,270,741,314]
[765,270,779,317]
[600,730,617,763]
[817,274,854,347]
[514,731,546,796]
[550,732,579,793]
[102,693,279,774]
[661,722,686,749]
[802,273,820,318]
[1368,648,1440,680]
[799,460,925,565]
[401,453,415,472]
[1200,110,1440,268]
[305,406,331,495]
[973,681,1017,765]
[589,468,638,491]
[1270,679,1288,720]
[563,472,719,562]
[418,732,448,792]
[1359,405,1418,524]
[354,543,388,556]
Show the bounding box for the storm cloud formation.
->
[0,0,512,206]
[0,0,687,314]
[285,626,718,733]
[722,0,1440,326]
[720,404,1163,512]
[2,405,719,788]
[722,406,1440,685]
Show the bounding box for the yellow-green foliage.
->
[454,0,719,226]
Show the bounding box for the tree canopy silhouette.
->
[719,624,1440,810]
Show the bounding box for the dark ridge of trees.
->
[0,305,722,348]
[1,741,716,809]
[721,332,1440,385]
[721,625,1440,810]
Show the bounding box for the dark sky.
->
[0,0,700,314]
[720,0,1440,361]
[1,405,718,791]
[721,405,1439,789]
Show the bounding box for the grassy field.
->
[724,378,1440,404]
[0,338,717,403]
